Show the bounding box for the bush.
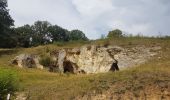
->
[0,68,19,99]
[40,55,52,67]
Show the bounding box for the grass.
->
[15,60,170,99]
[0,37,170,99]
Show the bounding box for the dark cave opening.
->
[110,60,119,71]
[63,61,74,73]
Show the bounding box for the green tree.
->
[14,24,33,47]
[0,0,16,48]
[32,21,52,46]
[69,30,88,41]
[48,25,69,42]
[14,21,89,47]
[107,29,123,38]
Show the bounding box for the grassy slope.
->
[0,38,170,100]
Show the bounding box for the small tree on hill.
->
[107,29,123,38]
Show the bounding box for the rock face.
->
[12,45,161,74]
[50,45,119,74]
[50,45,161,74]
[114,45,161,69]
[12,54,43,69]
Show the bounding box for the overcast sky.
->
[8,0,170,39]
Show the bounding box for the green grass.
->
[0,38,170,99]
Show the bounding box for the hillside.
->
[0,38,170,100]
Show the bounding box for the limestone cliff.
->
[12,45,161,74]
[49,45,160,74]
[50,45,119,74]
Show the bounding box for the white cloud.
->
[72,0,114,17]
[8,0,170,39]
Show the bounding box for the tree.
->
[107,29,123,38]
[15,21,53,47]
[13,20,89,47]
[0,0,16,48]
[69,30,88,41]
[14,24,33,47]
[31,21,52,46]
[0,0,14,30]
[48,25,69,42]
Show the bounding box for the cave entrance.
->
[110,60,119,71]
[63,61,74,73]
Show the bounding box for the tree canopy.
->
[70,30,88,41]
[0,1,89,48]
[0,0,16,48]
[48,25,69,42]
[107,29,123,38]
[14,21,89,47]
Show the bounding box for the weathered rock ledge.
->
[12,54,43,69]
[49,45,120,74]
[12,45,161,74]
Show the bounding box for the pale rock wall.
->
[51,45,118,74]
[12,45,161,74]
[51,45,161,74]
[12,54,43,69]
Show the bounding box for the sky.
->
[8,0,170,39]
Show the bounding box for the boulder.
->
[12,54,43,69]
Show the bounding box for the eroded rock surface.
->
[12,54,43,69]
[50,45,119,74]
[114,45,161,69]
[50,45,161,74]
[12,45,161,74]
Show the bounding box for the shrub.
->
[0,68,19,99]
[39,55,52,67]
